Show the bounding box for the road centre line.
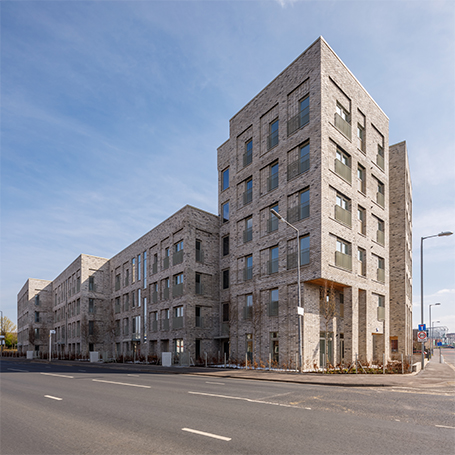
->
[182,428,231,441]
[435,425,455,429]
[205,381,225,385]
[40,373,74,379]
[7,368,29,372]
[188,391,311,410]
[44,395,63,401]
[92,379,151,388]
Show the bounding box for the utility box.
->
[162,352,172,367]
[26,351,34,360]
[90,351,99,363]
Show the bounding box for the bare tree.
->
[319,281,336,370]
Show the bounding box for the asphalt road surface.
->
[1,359,454,455]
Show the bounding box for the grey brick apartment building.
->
[17,37,412,368]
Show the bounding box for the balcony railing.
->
[243,305,253,320]
[268,258,279,274]
[196,249,204,263]
[243,188,253,206]
[287,202,310,223]
[287,248,310,269]
[243,266,253,281]
[173,316,183,329]
[377,268,385,283]
[335,159,352,183]
[163,257,169,270]
[377,192,385,207]
[243,227,252,243]
[359,220,366,235]
[358,260,366,276]
[301,248,310,265]
[267,174,278,192]
[267,217,278,233]
[196,316,203,328]
[377,230,385,245]
[173,250,183,266]
[377,306,385,321]
[287,106,309,136]
[195,282,204,295]
[152,262,158,274]
[152,292,158,304]
[376,153,384,170]
[287,155,310,181]
[267,130,279,150]
[243,150,252,167]
[162,319,169,331]
[335,251,352,270]
[268,300,279,317]
[335,205,352,227]
[334,113,351,139]
[163,287,169,300]
[173,283,183,297]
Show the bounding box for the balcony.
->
[377,268,385,283]
[162,319,169,331]
[377,230,385,245]
[287,202,309,223]
[243,150,252,167]
[267,217,278,233]
[267,258,279,274]
[163,257,169,270]
[377,192,385,208]
[243,188,253,206]
[335,251,352,270]
[267,130,279,150]
[287,106,309,136]
[267,174,279,192]
[268,300,279,317]
[334,113,351,139]
[243,227,252,243]
[287,155,310,181]
[335,159,352,183]
[243,305,253,320]
[195,282,204,295]
[173,316,184,329]
[173,250,183,266]
[173,283,183,297]
[335,205,352,227]
[243,266,253,281]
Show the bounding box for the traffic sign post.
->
[417,331,428,343]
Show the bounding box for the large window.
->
[244,255,253,281]
[288,188,310,223]
[243,216,253,243]
[268,246,279,274]
[173,273,184,297]
[268,119,279,150]
[268,162,279,192]
[222,202,230,223]
[222,167,229,191]
[357,164,366,194]
[173,240,184,266]
[222,235,230,256]
[300,235,310,265]
[244,294,253,320]
[269,289,279,316]
[243,178,253,205]
[268,203,279,233]
[222,269,230,289]
[244,139,253,167]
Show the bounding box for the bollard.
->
[269,353,271,370]
[245,353,248,370]
[383,353,385,374]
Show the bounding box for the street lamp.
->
[270,209,303,372]
[429,303,441,355]
[420,231,452,371]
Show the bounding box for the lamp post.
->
[420,231,452,371]
[270,209,303,372]
[429,303,441,356]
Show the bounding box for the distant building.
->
[17,37,412,367]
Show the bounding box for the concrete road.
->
[1,359,454,455]
[441,347,455,369]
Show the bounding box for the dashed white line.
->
[40,373,74,379]
[435,424,455,429]
[44,395,63,401]
[182,428,231,441]
[7,368,29,372]
[206,381,225,385]
[92,379,151,388]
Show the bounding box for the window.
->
[357,124,365,151]
[243,216,253,243]
[243,178,253,205]
[222,236,230,256]
[335,193,351,227]
[195,306,202,328]
[163,278,170,300]
[376,256,385,282]
[357,165,366,194]
[335,238,352,270]
[288,141,310,180]
[35,295,39,305]
[244,140,253,167]
[268,246,279,274]
[377,145,385,170]
[335,103,351,139]
[195,273,203,295]
[163,247,170,270]
[35,311,39,323]
[377,294,385,321]
[143,251,147,288]
[124,294,129,311]
[269,289,279,316]
[88,320,94,336]
[244,294,253,320]
[376,217,385,245]
[173,306,184,329]
[151,283,158,303]
[376,179,385,207]
[173,273,184,297]
[357,206,366,234]
[288,188,310,223]
[152,253,158,274]
[137,288,141,307]
[132,315,141,334]
[244,255,253,281]
[137,254,141,281]
[150,313,158,332]
[132,258,136,282]
[34,328,40,338]
[162,309,170,331]
[335,147,351,183]
[115,320,120,337]
[124,268,130,286]
[300,235,310,265]
[196,240,203,263]
[115,297,121,314]
[222,168,229,191]
[268,203,279,233]
[222,303,229,322]
[76,299,80,315]
[76,276,80,292]
[268,119,279,150]
[175,339,184,354]
[222,202,230,223]
[173,240,184,266]
[222,269,230,289]
[131,290,136,307]
[358,248,366,276]
[88,276,95,291]
[115,274,120,291]
[287,95,310,136]
[77,321,80,336]
[268,162,279,192]
[89,298,95,313]
[391,338,398,353]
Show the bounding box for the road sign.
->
[437,342,442,346]
[418,324,426,331]
[417,331,427,342]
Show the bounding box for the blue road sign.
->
[437,342,442,346]
[418,324,426,331]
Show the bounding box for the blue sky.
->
[1,0,454,334]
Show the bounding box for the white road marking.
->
[435,425,455,429]
[395,419,400,421]
[127,374,140,377]
[44,395,63,401]
[40,373,74,379]
[182,428,231,441]
[206,381,225,385]
[92,379,151,388]
[188,391,310,410]
[7,368,29,372]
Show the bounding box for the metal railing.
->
[195,282,204,295]
[335,159,352,183]
[163,257,169,270]
[287,106,309,136]
[287,202,310,223]
[243,227,252,243]
[335,205,352,227]
[268,301,279,317]
[267,217,278,233]
[163,287,169,300]
[377,268,385,283]
[359,220,366,235]
[173,283,183,297]
[243,150,252,167]
[377,192,385,207]
[376,153,384,170]
[243,306,253,320]
[335,251,352,270]
[152,262,158,274]
[173,316,183,329]
[162,319,169,331]
[196,249,204,263]
[334,113,351,139]
[358,260,366,276]
[243,266,253,281]
[152,292,158,304]
[267,258,279,274]
[287,156,310,180]
[221,322,229,337]
[377,230,385,245]
[267,130,279,150]
[377,306,385,321]
[173,250,183,266]
[267,174,278,192]
[243,188,253,205]
[195,316,203,328]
